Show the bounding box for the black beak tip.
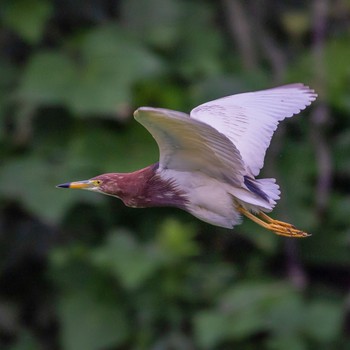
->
[56,183,70,188]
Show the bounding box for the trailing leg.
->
[237,206,310,238]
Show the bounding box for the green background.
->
[0,0,349,349]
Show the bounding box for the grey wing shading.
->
[134,107,246,187]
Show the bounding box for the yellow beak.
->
[56,180,94,189]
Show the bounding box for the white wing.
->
[191,83,317,176]
[134,107,245,187]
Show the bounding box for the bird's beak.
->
[56,180,95,189]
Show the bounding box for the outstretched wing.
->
[134,107,245,187]
[190,83,317,176]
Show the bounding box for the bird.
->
[57,83,317,238]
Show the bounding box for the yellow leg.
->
[237,206,310,238]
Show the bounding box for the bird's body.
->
[90,165,278,229]
[58,83,317,237]
[157,168,277,228]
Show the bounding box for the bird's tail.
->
[252,178,280,206]
[231,176,280,212]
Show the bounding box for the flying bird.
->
[57,84,317,237]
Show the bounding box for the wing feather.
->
[190,83,317,176]
[134,107,245,187]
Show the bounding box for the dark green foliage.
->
[0,1,350,349]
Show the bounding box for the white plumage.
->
[191,83,317,176]
[134,84,317,235]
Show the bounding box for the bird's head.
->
[56,174,122,197]
[56,164,176,208]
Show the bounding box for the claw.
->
[238,206,311,238]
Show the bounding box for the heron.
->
[57,83,317,238]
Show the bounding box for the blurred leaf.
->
[156,218,199,260]
[186,262,236,303]
[304,300,343,342]
[287,36,350,112]
[134,79,187,112]
[63,122,158,173]
[267,294,305,335]
[194,282,296,347]
[175,3,223,78]
[282,10,310,38]
[92,230,162,289]
[121,0,182,48]
[324,38,350,111]
[219,283,291,339]
[16,25,164,115]
[2,0,52,43]
[219,282,289,312]
[68,24,164,115]
[58,292,128,350]
[18,51,76,105]
[190,73,268,108]
[194,310,228,349]
[0,156,102,223]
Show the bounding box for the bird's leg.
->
[258,212,296,228]
[237,206,310,238]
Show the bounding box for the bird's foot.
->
[237,207,310,238]
[258,212,310,238]
[267,222,310,238]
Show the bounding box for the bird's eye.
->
[93,180,103,186]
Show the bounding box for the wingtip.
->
[298,83,318,100]
[301,84,318,103]
[134,106,158,119]
[280,83,318,104]
[269,83,318,100]
[133,107,149,120]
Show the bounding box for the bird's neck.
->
[107,163,188,209]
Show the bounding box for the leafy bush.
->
[0,1,349,349]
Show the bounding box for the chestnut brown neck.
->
[96,163,188,209]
